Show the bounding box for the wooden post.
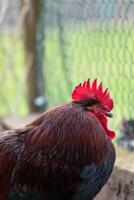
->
[22,0,47,113]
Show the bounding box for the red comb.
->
[72,79,113,110]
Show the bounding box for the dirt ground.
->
[95,167,134,200]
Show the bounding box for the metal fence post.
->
[22,0,47,113]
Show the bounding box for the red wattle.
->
[97,114,115,140]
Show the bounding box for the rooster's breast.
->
[70,142,115,200]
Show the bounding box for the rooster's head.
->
[72,79,115,139]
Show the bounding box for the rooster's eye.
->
[95,105,99,109]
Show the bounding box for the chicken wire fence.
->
[0,0,134,130]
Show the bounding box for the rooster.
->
[0,79,116,200]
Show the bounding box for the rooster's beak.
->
[106,112,113,118]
